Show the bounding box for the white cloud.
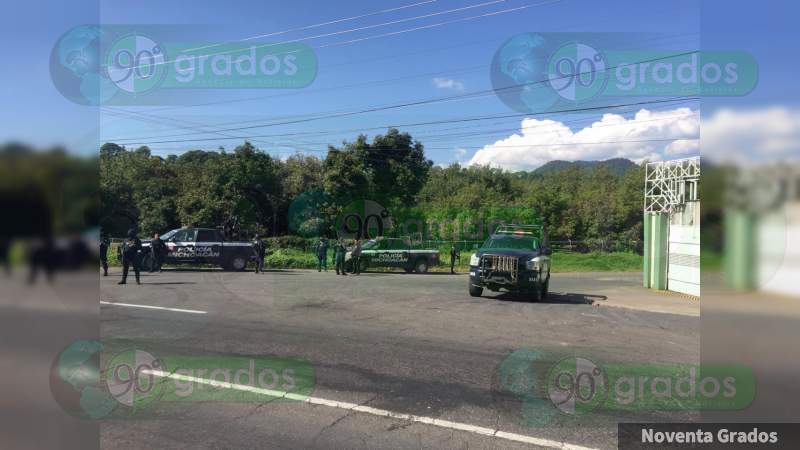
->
[467,108,699,171]
[665,139,699,156]
[453,148,467,159]
[432,77,465,91]
[701,107,800,164]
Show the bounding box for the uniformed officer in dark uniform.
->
[252,234,266,274]
[100,233,109,276]
[351,239,362,275]
[150,232,167,272]
[0,238,11,276]
[316,237,329,272]
[118,228,142,285]
[333,239,346,276]
[450,245,460,274]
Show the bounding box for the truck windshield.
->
[362,239,379,250]
[482,235,539,250]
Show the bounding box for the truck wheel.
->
[414,258,428,274]
[227,255,247,271]
[469,284,483,297]
[404,267,413,273]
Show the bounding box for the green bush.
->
[266,235,313,250]
[264,248,320,269]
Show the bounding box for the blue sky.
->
[2,0,797,168]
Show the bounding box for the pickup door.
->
[194,229,224,264]
[363,238,411,269]
[165,228,199,263]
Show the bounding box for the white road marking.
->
[144,369,599,450]
[99,301,207,314]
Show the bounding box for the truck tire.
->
[226,255,247,271]
[469,284,483,297]
[413,258,428,274]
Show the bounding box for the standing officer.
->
[316,237,329,272]
[0,238,10,276]
[351,239,362,275]
[252,234,266,274]
[118,228,142,285]
[100,232,109,276]
[333,239,346,276]
[150,232,167,272]
[450,245,460,274]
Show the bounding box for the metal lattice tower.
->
[644,157,700,213]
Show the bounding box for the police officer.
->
[100,233,110,276]
[450,245,460,274]
[118,228,142,285]
[333,239,347,276]
[252,234,266,274]
[150,232,167,272]
[351,239,363,275]
[0,238,11,276]
[316,237,329,272]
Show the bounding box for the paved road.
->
[99,269,699,449]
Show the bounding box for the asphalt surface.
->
[98,268,700,449]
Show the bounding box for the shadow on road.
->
[493,291,607,305]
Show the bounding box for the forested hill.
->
[521,158,638,178]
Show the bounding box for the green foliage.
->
[324,128,432,209]
[99,130,644,253]
[2,144,98,235]
[265,235,313,250]
[264,248,319,269]
[410,162,645,251]
[100,142,284,237]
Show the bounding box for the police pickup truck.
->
[345,237,440,273]
[141,228,254,271]
[468,225,552,301]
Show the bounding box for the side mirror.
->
[542,247,552,256]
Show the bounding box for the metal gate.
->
[667,202,700,296]
[645,158,701,296]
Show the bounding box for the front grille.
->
[480,255,519,282]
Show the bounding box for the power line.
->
[105,0,539,76]
[108,25,696,118]
[104,49,697,144]
[104,97,697,147]
[183,0,439,53]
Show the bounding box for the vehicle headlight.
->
[469,253,479,266]
[526,256,543,271]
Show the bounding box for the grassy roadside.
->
[105,246,641,273]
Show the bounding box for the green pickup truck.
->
[468,225,552,301]
[345,237,440,273]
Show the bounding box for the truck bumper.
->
[469,265,542,291]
